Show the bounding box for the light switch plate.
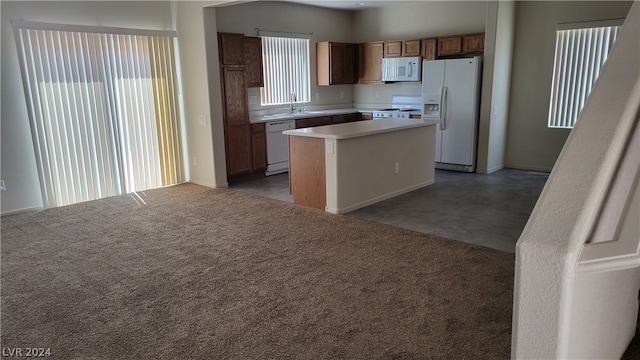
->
[326,141,334,154]
[199,115,207,125]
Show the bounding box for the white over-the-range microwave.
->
[381,56,422,82]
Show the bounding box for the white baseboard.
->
[1,205,44,216]
[326,179,434,215]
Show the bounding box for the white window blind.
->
[13,21,184,208]
[548,20,623,128]
[260,34,310,106]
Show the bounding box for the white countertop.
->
[283,118,438,140]
[250,108,362,124]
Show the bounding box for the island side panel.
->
[325,124,436,214]
[288,135,326,210]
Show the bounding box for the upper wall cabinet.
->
[383,41,402,57]
[358,42,383,84]
[402,39,421,56]
[437,36,463,57]
[437,33,485,57]
[219,33,245,66]
[463,33,485,54]
[243,36,264,88]
[317,41,357,86]
[383,40,421,57]
[421,38,437,60]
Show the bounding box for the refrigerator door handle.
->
[440,86,448,130]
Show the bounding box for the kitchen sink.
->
[299,110,326,114]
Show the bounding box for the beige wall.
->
[177,2,225,188]
[506,1,633,172]
[0,1,175,214]
[477,0,515,174]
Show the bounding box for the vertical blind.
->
[548,21,622,128]
[13,21,184,208]
[260,35,311,106]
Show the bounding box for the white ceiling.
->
[279,0,423,10]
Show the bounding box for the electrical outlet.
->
[198,115,207,125]
[315,92,320,101]
[248,95,257,104]
[339,91,344,99]
[394,162,400,174]
[0,180,5,192]
[193,156,198,166]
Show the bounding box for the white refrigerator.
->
[422,57,482,172]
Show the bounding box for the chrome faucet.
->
[290,93,297,113]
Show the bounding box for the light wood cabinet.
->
[361,112,373,120]
[402,39,421,56]
[463,33,485,54]
[317,42,357,86]
[289,136,326,210]
[437,36,463,56]
[421,38,437,60]
[243,36,264,88]
[358,42,383,84]
[383,41,402,57]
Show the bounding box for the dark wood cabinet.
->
[331,114,347,124]
[219,32,267,178]
[219,33,244,66]
[463,33,485,54]
[421,38,437,60]
[358,42,383,84]
[437,36,463,56]
[346,113,361,122]
[296,116,332,129]
[251,123,266,171]
[243,36,264,88]
[221,67,252,176]
[317,42,357,86]
[402,39,421,56]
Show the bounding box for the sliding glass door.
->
[13,22,184,208]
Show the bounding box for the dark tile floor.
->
[229,169,549,253]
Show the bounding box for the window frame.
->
[258,31,311,107]
[547,19,624,129]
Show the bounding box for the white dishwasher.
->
[265,120,295,176]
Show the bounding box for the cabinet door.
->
[251,124,266,171]
[296,116,332,128]
[384,41,402,57]
[437,36,463,56]
[463,33,485,54]
[358,42,383,84]
[331,114,347,124]
[421,38,437,60]
[244,37,264,87]
[330,43,356,84]
[222,67,251,176]
[218,33,244,66]
[402,39,421,56]
[318,42,356,86]
[345,113,360,122]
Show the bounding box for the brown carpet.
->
[2,183,518,358]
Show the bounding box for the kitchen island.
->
[284,118,438,214]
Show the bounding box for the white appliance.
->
[422,57,482,172]
[382,56,422,82]
[372,95,422,119]
[265,120,295,176]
